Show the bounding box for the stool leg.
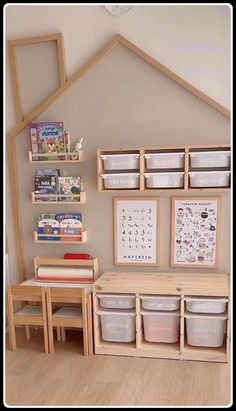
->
[87,294,93,355]
[56,327,61,341]
[8,321,17,351]
[25,325,31,340]
[61,327,66,342]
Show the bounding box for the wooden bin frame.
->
[97,144,231,192]
[93,271,230,363]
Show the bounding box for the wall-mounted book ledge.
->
[97,144,231,192]
[29,150,84,163]
[34,230,88,244]
[31,192,86,204]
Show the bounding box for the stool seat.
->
[15,306,42,316]
[53,307,82,318]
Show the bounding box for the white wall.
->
[5,4,231,131]
[4,4,231,283]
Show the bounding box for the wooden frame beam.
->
[8,32,66,124]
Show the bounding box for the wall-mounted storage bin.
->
[141,310,180,343]
[144,152,185,169]
[189,171,230,187]
[185,313,227,347]
[185,297,228,314]
[140,295,180,311]
[97,294,135,309]
[97,308,136,342]
[100,173,140,189]
[144,172,184,188]
[100,154,140,170]
[189,151,231,169]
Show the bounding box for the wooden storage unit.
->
[93,271,230,362]
[97,144,231,192]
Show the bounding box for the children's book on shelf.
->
[55,213,83,241]
[34,169,60,201]
[58,176,84,201]
[37,214,60,240]
[29,122,66,160]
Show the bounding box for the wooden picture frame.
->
[171,196,221,268]
[113,197,161,266]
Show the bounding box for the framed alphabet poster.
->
[114,197,160,266]
[171,196,221,268]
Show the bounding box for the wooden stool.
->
[58,293,93,354]
[46,287,89,355]
[7,285,49,353]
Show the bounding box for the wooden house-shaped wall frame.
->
[6,33,230,282]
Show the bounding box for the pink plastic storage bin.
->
[141,310,180,343]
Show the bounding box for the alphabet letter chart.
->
[171,196,221,267]
[114,197,160,265]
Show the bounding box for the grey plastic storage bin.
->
[98,308,136,342]
[140,295,180,311]
[141,310,180,343]
[189,150,231,168]
[97,294,135,309]
[185,297,228,314]
[189,171,230,187]
[144,152,185,169]
[100,173,140,189]
[185,313,227,347]
[100,154,140,170]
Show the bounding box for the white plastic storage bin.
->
[144,152,185,169]
[101,173,140,189]
[185,313,227,347]
[140,295,180,311]
[100,154,140,170]
[144,172,184,188]
[189,151,231,169]
[185,297,228,314]
[97,294,135,309]
[189,171,230,188]
[141,310,180,343]
[98,308,136,342]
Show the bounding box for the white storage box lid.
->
[144,152,185,158]
[189,171,231,176]
[185,312,227,320]
[100,154,139,159]
[189,151,231,157]
[97,308,136,315]
[97,294,135,298]
[141,309,180,316]
[144,172,184,177]
[140,295,181,300]
[100,173,140,177]
[185,297,228,303]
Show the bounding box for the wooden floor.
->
[5,328,231,406]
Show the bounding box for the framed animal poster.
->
[114,197,160,266]
[171,197,221,268]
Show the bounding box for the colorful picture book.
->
[55,213,83,241]
[29,122,65,160]
[37,214,60,240]
[34,169,60,201]
[58,177,84,201]
[37,213,83,241]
